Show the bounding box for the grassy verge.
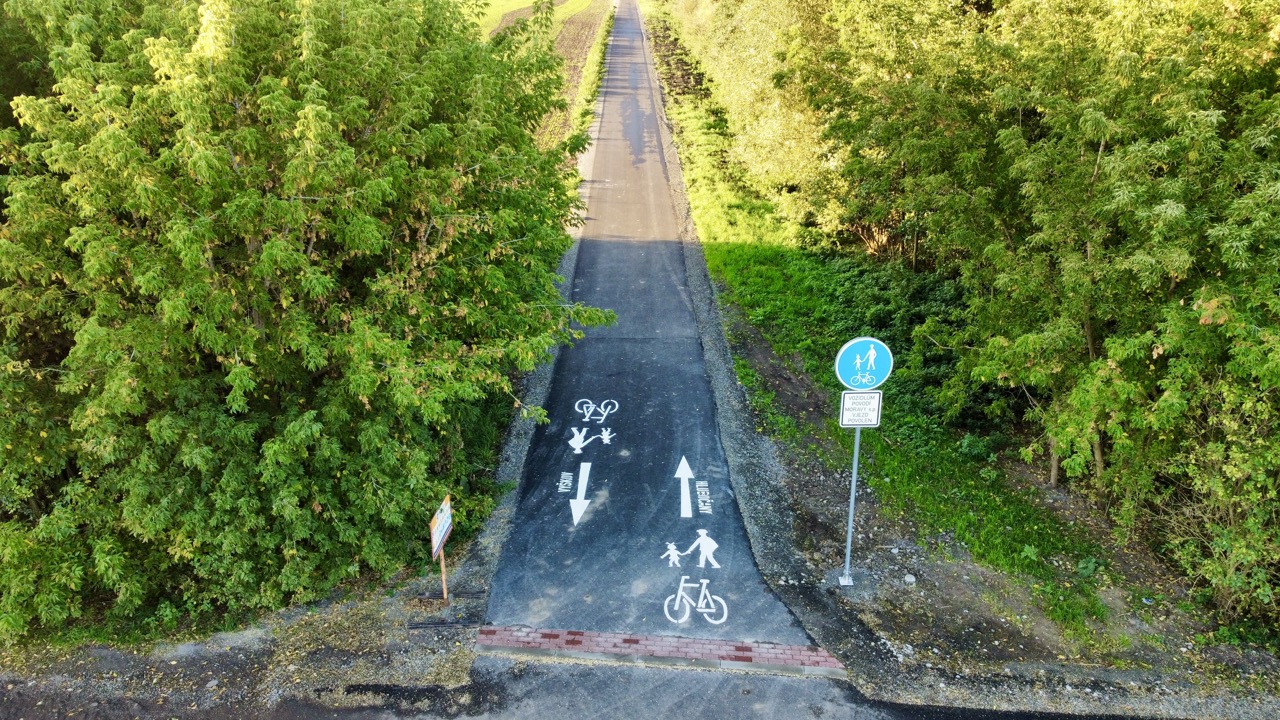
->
[646,11,1109,642]
[569,4,614,135]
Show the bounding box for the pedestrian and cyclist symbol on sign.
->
[834,337,893,390]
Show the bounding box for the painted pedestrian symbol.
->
[683,529,720,569]
[574,398,618,424]
[664,576,728,625]
[850,347,878,383]
[661,543,683,567]
[834,337,894,391]
[568,427,614,454]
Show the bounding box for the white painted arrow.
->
[570,462,592,525]
[675,456,694,518]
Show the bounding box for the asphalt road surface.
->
[273,656,1155,720]
[485,0,805,645]
[0,3,1182,719]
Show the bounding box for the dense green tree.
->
[0,10,44,130]
[665,0,836,224]
[660,0,1280,626]
[0,0,604,639]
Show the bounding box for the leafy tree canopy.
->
[661,0,1280,627]
[0,0,605,639]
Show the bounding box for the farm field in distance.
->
[482,0,612,143]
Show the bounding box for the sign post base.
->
[440,548,448,604]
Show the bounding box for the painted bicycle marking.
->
[663,576,728,625]
[574,398,619,424]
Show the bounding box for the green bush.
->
[0,10,44,130]
[0,0,605,640]
[660,0,1280,628]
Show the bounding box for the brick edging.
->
[476,626,846,678]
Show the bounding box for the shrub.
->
[661,0,1280,627]
[0,0,605,640]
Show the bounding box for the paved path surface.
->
[485,0,809,651]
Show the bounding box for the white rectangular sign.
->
[430,495,453,560]
[839,391,882,428]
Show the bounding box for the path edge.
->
[469,15,618,608]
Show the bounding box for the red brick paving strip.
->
[476,626,845,678]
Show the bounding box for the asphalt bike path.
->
[470,2,1156,719]
[484,0,806,647]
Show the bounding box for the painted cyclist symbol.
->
[663,576,728,625]
[574,398,618,424]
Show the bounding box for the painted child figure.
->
[661,542,682,567]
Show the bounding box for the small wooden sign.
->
[430,495,453,559]
[429,495,453,601]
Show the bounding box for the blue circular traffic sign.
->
[835,337,893,390]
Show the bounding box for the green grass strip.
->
[570,4,614,135]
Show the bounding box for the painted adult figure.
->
[865,345,877,371]
[683,530,720,569]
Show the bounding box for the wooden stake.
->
[439,547,449,604]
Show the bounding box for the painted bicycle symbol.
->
[574,398,618,424]
[851,372,877,386]
[663,576,728,625]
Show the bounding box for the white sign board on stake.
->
[430,495,453,601]
[839,391,882,428]
[430,495,453,559]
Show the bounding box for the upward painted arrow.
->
[569,463,592,526]
[675,456,694,518]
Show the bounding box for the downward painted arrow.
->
[569,463,592,525]
[675,456,694,518]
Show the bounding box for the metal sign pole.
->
[839,427,862,586]
[833,337,891,588]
